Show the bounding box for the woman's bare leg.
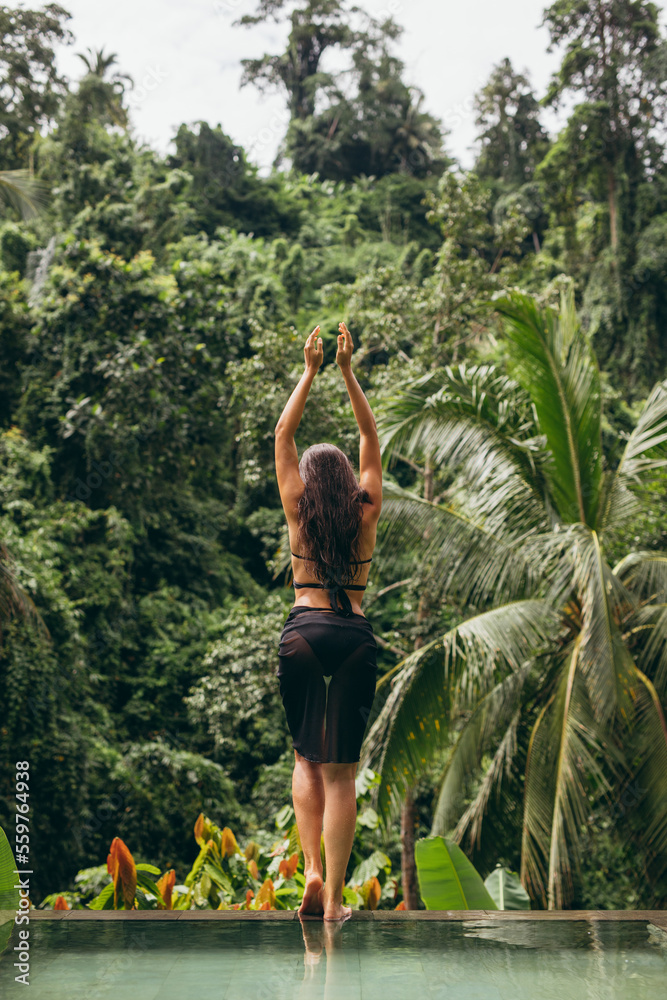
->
[321,761,357,920]
[292,750,325,914]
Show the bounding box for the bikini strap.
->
[291,551,372,564]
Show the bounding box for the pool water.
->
[1,918,665,1000]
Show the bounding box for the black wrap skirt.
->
[277,605,378,763]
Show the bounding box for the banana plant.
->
[415,836,497,910]
[0,826,20,956]
[362,286,667,908]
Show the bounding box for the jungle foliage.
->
[0,0,666,908]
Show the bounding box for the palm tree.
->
[361,286,667,908]
[74,46,133,129]
[75,45,133,91]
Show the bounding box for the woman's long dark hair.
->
[296,443,372,588]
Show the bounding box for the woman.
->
[274,321,382,922]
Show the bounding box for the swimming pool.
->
[1,912,665,999]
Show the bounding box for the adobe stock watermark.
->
[213,0,246,14]
[126,65,169,112]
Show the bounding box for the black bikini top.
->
[291,551,373,617]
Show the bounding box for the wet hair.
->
[296,443,372,588]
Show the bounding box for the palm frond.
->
[598,380,667,536]
[622,603,667,695]
[492,287,603,526]
[631,667,667,874]
[376,480,549,608]
[520,635,618,908]
[572,528,637,725]
[431,663,532,836]
[362,599,561,831]
[613,551,667,605]
[0,170,50,221]
[452,707,522,852]
[376,363,553,507]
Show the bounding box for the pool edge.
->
[24,908,667,930]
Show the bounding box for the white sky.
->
[50,0,667,173]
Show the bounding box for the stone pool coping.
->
[25,909,667,930]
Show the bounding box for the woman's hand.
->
[304,326,323,373]
[336,321,353,371]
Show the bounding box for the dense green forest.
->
[1,0,666,911]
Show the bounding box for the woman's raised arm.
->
[337,322,382,509]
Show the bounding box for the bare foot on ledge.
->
[298,872,324,916]
[323,898,352,922]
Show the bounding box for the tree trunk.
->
[400,451,434,908]
[400,787,419,909]
[608,167,617,252]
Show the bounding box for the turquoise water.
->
[1,918,666,999]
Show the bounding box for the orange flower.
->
[246,889,254,907]
[107,838,137,910]
[221,827,240,858]
[248,859,259,880]
[156,870,176,910]
[54,895,70,910]
[194,813,206,846]
[278,853,299,880]
[255,878,276,909]
[362,876,381,910]
[395,900,406,910]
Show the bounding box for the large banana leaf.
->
[0,826,20,956]
[484,866,531,910]
[415,836,497,910]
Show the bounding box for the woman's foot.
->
[322,890,352,922]
[298,872,324,916]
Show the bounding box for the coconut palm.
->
[75,45,133,91]
[361,286,667,908]
[74,46,133,129]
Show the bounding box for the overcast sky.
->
[51,0,667,173]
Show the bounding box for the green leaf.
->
[0,827,20,955]
[203,861,233,897]
[348,850,391,886]
[415,836,498,910]
[87,882,115,910]
[363,599,559,826]
[135,863,162,875]
[493,286,603,526]
[484,867,531,910]
[135,871,164,901]
[274,804,294,829]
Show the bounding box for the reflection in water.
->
[0,916,665,1000]
[289,916,667,1000]
[297,914,359,1000]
